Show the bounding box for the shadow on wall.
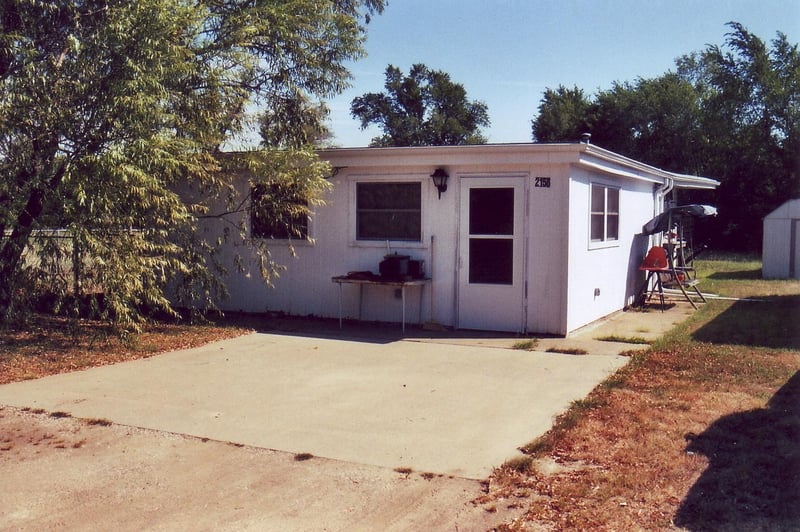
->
[625,233,651,304]
[674,370,800,530]
[691,296,800,350]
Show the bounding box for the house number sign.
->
[535,177,551,188]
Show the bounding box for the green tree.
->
[258,92,333,149]
[590,75,703,172]
[677,22,800,250]
[533,73,699,172]
[531,85,591,143]
[350,63,490,146]
[531,23,799,251]
[533,77,702,171]
[0,0,384,326]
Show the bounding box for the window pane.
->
[589,184,619,243]
[357,211,421,241]
[591,185,605,212]
[357,183,420,210]
[469,188,514,235]
[590,214,605,241]
[607,214,619,240]
[607,188,619,214]
[469,238,513,284]
[356,182,421,241]
[251,184,308,240]
[253,215,307,239]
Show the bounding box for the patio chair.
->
[637,244,706,311]
[637,246,671,310]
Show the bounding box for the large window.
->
[356,182,421,241]
[590,184,619,243]
[250,184,308,240]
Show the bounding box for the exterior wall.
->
[525,165,570,335]
[201,170,436,322]
[206,160,574,333]
[763,199,800,279]
[194,144,714,335]
[564,168,655,334]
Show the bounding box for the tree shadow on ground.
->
[674,370,800,531]
[707,269,763,280]
[691,295,800,350]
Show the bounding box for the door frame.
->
[455,175,529,332]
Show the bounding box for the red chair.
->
[640,246,669,271]
[637,245,706,310]
[638,246,671,310]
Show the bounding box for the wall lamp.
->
[430,168,449,199]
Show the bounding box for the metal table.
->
[331,276,430,332]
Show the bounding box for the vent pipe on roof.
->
[580,132,591,144]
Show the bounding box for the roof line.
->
[316,143,720,189]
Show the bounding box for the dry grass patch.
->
[511,339,538,351]
[595,334,650,345]
[490,351,798,530]
[545,347,588,355]
[0,314,252,385]
[483,257,800,530]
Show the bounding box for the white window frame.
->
[348,176,426,248]
[589,183,620,249]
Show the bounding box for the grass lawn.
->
[484,254,800,530]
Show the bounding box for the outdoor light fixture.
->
[430,168,449,199]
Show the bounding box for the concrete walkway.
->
[0,304,692,479]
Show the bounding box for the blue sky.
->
[325,0,800,147]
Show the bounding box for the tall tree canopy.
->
[350,63,490,146]
[531,23,799,251]
[677,22,799,250]
[531,85,592,144]
[0,0,384,326]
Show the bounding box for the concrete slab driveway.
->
[0,332,628,479]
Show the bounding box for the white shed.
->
[762,199,800,279]
[198,143,718,336]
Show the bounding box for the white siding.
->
[210,172,435,322]
[193,144,711,335]
[525,165,569,335]
[763,199,800,279]
[564,168,655,334]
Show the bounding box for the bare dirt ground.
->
[0,406,518,531]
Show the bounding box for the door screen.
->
[468,188,514,285]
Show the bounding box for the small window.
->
[590,184,619,243]
[250,183,308,240]
[356,182,421,241]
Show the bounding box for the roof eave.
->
[668,172,720,190]
[581,145,719,189]
[317,143,720,189]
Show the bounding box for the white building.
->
[763,199,800,279]
[201,142,718,336]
